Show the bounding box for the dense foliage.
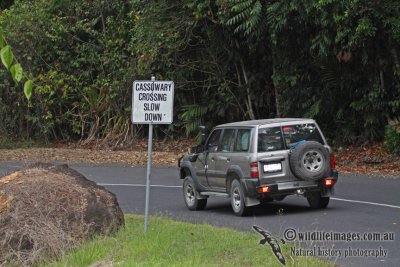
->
[384,124,400,155]
[0,0,399,145]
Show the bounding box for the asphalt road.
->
[1,161,399,267]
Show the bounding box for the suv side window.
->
[235,129,251,152]
[219,129,235,152]
[206,129,222,152]
[258,127,284,152]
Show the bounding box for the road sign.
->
[132,80,174,124]
[131,76,175,234]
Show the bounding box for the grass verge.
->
[0,137,48,149]
[44,215,333,267]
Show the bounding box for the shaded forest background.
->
[0,0,399,148]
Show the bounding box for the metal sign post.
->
[144,76,154,234]
[144,124,152,233]
[132,75,174,234]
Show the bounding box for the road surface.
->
[1,161,399,267]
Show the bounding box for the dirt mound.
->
[0,163,124,266]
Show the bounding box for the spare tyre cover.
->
[289,141,330,180]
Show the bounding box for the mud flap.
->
[245,196,260,207]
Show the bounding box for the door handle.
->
[217,156,230,161]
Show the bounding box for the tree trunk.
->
[377,53,385,92]
[272,65,281,117]
[274,84,280,118]
[239,58,256,120]
[391,47,400,76]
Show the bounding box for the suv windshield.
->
[258,123,324,152]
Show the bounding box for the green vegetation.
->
[0,22,33,101]
[0,136,48,149]
[45,215,332,267]
[0,0,399,145]
[384,124,400,155]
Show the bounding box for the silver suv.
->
[178,118,339,216]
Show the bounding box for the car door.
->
[209,128,236,190]
[193,129,222,188]
[258,126,292,184]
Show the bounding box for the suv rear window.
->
[258,123,324,152]
[282,123,324,147]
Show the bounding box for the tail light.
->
[250,162,259,178]
[257,186,270,193]
[324,178,336,186]
[330,154,336,169]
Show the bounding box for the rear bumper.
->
[242,169,339,199]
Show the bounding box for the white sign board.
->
[132,80,174,124]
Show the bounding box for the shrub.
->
[384,124,400,155]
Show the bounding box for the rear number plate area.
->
[263,163,282,173]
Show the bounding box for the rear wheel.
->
[307,192,330,209]
[183,176,207,210]
[230,180,249,216]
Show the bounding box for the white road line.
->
[331,197,400,209]
[98,183,181,188]
[98,184,400,209]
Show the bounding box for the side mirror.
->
[199,125,207,145]
[189,154,199,162]
[190,144,205,154]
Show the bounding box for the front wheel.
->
[183,176,207,210]
[230,180,249,216]
[307,192,330,209]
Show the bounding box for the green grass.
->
[0,137,48,149]
[44,215,333,267]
